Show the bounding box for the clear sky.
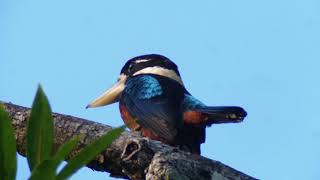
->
[1,0,319,179]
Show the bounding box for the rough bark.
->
[2,102,257,180]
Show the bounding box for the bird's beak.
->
[86,74,127,108]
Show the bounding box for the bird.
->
[86,54,247,154]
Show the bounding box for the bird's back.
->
[119,74,185,142]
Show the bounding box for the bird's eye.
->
[128,64,134,73]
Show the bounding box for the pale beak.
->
[86,75,127,108]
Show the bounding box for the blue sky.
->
[1,0,319,179]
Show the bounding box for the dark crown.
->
[120,54,180,76]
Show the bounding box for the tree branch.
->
[2,102,257,180]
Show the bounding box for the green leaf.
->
[29,160,56,180]
[57,126,125,180]
[0,104,17,180]
[29,136,81,180]
[27,85,54,171]
[51,136,81,168]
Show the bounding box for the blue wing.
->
[120,74,185,142]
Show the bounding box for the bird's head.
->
[86,54,183,108]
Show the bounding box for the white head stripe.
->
[135,59,151,63]
[133,66,184,86]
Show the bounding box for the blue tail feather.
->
[195,106,247,125]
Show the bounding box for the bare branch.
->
[2,102,257,180]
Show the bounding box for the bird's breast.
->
[119,105,140,130]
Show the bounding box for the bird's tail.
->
[195,106,247,126]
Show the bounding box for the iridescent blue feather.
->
[125,75,163,99]
[182,94,206,110]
